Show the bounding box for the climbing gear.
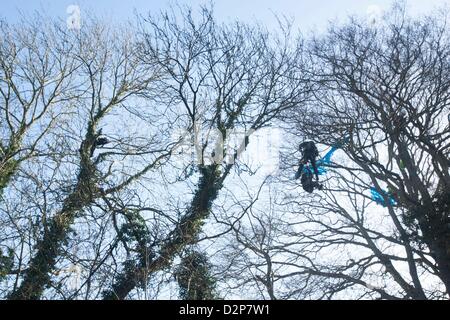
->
[370,187,397,207]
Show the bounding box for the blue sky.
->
[1,0,449,32]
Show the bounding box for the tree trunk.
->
[103,164,222,300]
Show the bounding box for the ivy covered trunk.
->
[0,139,23,199]
[0,158,19,198]
[103,164,222,300]
[8,137,100,300]
[415,189,450,294]
[175,250,217,300]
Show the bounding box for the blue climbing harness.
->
[303,145,338,175]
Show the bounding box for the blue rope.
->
[370,187,397,207]
[298,138,398,207]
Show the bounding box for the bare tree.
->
[2,2,447,301]
[5,16,174,299]
[0,16,77,197]
[279,4,449,299]
[101,6,308,299]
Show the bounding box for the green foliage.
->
[102,259,139,300]
[193,164,222,216]
[0,248,14,280]
[120,211,149,244]
[402,189,450,250]
[175,250,218,300]
[0,158,19,196]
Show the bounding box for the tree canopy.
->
[0,3,449,300]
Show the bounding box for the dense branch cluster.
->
[0,4,449,300]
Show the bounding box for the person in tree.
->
[300,167,323,193]
[392,108,408,135]
[90,128,109,157]
[294,140,320,181]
